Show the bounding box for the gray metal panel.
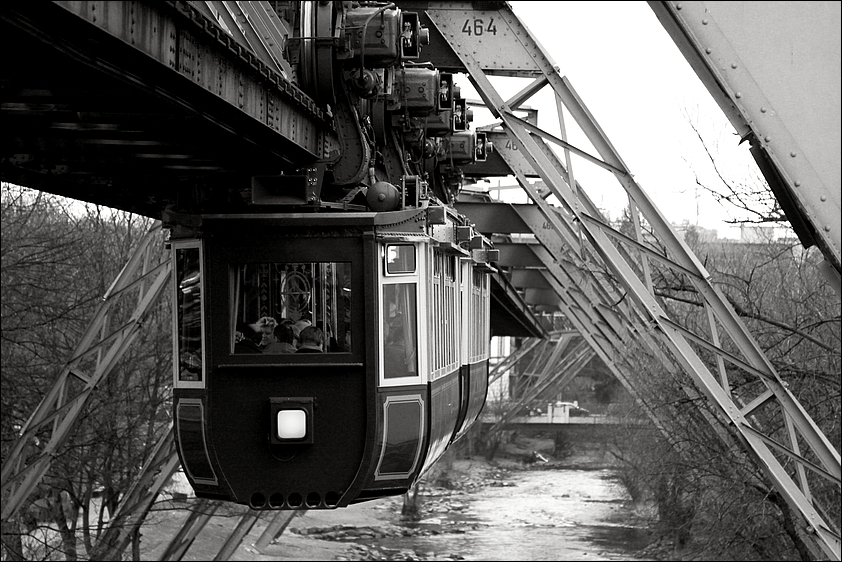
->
[495,243,545,268]
[401,1,543,76]
[511,269,553,290]
[649,1,841,277]
[455,202,532,233]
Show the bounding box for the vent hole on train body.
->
[324,491,341,507]
[287,493,303,508]
[250,493,266,509]
[269,493,284,508]
[305,492,321,508]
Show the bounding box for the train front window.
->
[230,262,352,354]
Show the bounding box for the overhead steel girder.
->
[463,146,733,385]
[510,269,553,291]
[191,1,295,81]
[458,201,645,348]
[488,269,547,338]
[425,3,840,558]
[468,124,792,501]
[490,240,628,365]
[2,1,338,218]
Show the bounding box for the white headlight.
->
[277,409,307,440]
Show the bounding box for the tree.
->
[1,184,173,561]
[680,106,787,226]
[603,121,841,558]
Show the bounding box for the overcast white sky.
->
[459,0,761,239]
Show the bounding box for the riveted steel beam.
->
[2,1,339,217]
[649,1,841,289]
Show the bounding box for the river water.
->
[360,466,652,561]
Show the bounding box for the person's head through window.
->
[235,323,263,354]
[296,325,324,353]
[293,310,312,337]
[257,316,278,348]
[276,322,296,344]
[263,322,297,353]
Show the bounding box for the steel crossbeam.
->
[425,3,840,558]
[159,498,219,561]
[489,337,543,385]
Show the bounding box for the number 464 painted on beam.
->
[461,18,498,36]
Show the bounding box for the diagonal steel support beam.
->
[489,338,543,385]
[213,511,261,561]
[90,426,181,561]
[159,499,220,561]
[253,511,299,552]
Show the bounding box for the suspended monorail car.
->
[169,204,496,509]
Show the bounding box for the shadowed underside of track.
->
[1,2,326,219]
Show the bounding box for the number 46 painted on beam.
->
[461,18,498,36]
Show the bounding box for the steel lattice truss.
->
[421,3,840,559]
[1,223,172,523]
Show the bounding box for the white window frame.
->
[379,242,427,387]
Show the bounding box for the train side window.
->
[382,283,417,379]
[230,261,352,354]
[385,244,416,275]
[173,242,204,386]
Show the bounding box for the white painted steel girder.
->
[649,1,841,291]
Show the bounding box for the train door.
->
[368,241,429,486]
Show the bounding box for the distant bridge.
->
[480,413,649,434]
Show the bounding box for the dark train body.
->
[170,206,494,509]
[164,0,498,509]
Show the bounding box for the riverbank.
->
[139,433,652,561]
